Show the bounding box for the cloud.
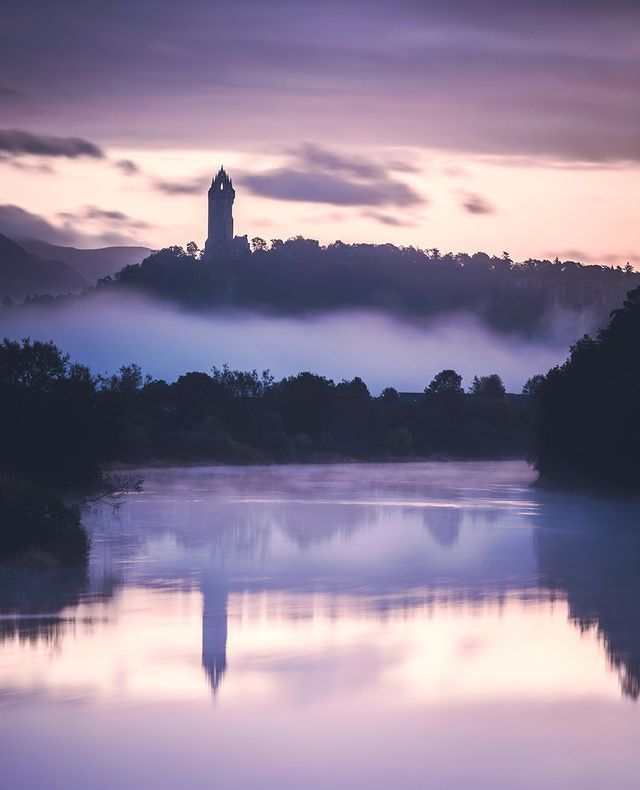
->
[388,160,421,175]
[242,169,422,208]
[361,210,418,227]
[547,249,639,267]
[1,2,638,163]
[57,205,152,229]
[250,217,277,229]
[0,87,22,100]
[114,158,139,175]
[239,144,424,208]
[478,155,634,172]
[0,204,76,244]
[443,166,468,178]
[294,143,387,180]
[301,211,348,226]
[84,206,131,222]
[0,154,54,174]
[0,129,103,159]
[545,249,592,263]
[461,192,495,215]
[600,253,637,267]
[292,144,420,180]
[152,176,210,195]
[0,203,151,247]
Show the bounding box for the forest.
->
[535,284,640,493]
[104,240,639,338]
[0,339,533,562]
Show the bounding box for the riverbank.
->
[0,475,89,567]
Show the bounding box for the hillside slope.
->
[0,233,88,299]
[20,239,153,285]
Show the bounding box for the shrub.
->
[0,475,89,565]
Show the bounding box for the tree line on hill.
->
[105,239,639,337]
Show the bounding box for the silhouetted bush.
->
[0,475,88,564]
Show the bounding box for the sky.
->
[0,0,638,264]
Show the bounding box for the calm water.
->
[1,461,640,789]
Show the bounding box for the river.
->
[1,461,639,788]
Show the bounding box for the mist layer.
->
[0,292,579,392]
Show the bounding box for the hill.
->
[113,241,640,339]
[20,239,152,286]
[0,233,88,299]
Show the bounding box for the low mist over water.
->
[0,292,584,391]
[3,462,640,788]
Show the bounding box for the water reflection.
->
[0,566,118,646]
[423,506,463,547]
[202,578,228,694]
[535,495,640,699]
[1,462,640,788]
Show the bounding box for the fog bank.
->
[0,292,579,392]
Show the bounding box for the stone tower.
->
[205,166,235,258]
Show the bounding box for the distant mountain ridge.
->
[19,239,153,286]
[0,233,88,300]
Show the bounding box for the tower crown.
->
[210,166,234,194]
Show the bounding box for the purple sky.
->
[0,0,638,261]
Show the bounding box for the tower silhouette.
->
[205,166,235,258]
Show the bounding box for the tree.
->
[272,372,334,439]
[379,386,399,404]
[251,236,268,253]
[332,377,373,453]
[426,369,464,397]
[535,284,640,491]
[186,241,200,259]
[522,374,545,397]
[470,374,506,399]
[101,363,148,395]
[211,364,273,398]
[170,372,227,425]
[0,339,104,489]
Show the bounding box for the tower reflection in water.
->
[201,578,228,694]
[1,463,640,705]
